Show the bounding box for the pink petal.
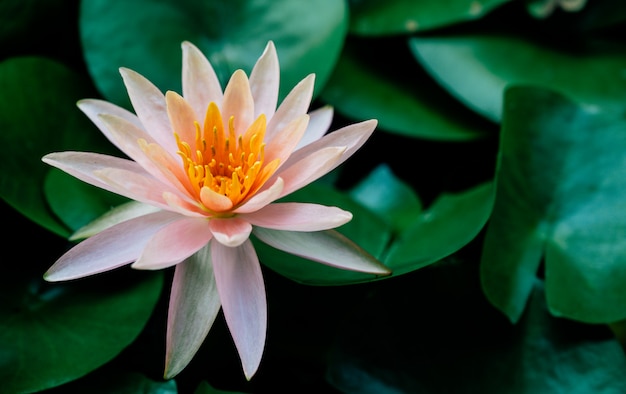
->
[242,203,352,231]
[234,177,284,214]
[96,114,189,193]
[211,239,266,380]
[209,217,252,247]
[263,114,309,166]
[44,211,180,281]
[221,69,254,136]
[42,151,149,196]
[286,119,377,172]
[166,91,199,146]
[297,105,333,150]
[119,67,178,154]
[182,41,223,119]
[93,167,179,211]
[253,228,391,276]
[266,74,314,141]
[273,146,345,198]
[249,41,279,120]
[164,245,221,379]
[132,217,212,270]
[77,99,145,145]
[71,201,161,240]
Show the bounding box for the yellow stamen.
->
[174,102,276,211]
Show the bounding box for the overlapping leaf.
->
[0,57,114,238]
[320,40,491,140]
[481,86,626,324]
[349,0,511,35]
[410,34,626,122]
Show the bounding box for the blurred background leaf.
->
[79,0,348,108]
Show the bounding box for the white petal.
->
[70,201,161,240]
[212,239,267,380]
[266,74,314,141]
[296,105,334,149]
[242,203,352,231]
[164,245,221,379]
[132,217,212,270]
[253,228,391,275]
[182,41,223,118]
[209,217,252,247]
[249,41,279,120]
[44,211,180,281]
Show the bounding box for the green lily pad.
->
[348,0,512,35]
[481,85,626,324]
[384,181,494,273]
[348,164,422,233]
[80,0,348,108]
[0,56,111,238]
[409,34,626,122]
[320,39,491,141]
[0,265,163,393]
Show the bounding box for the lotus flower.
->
[42,41,389,380]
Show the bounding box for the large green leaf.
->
[320,39,491,141]
[0,57,111,237]
[348,0,511,35]
[80,0,348,108]
[46,370,177,394]
[409,34,626,122]
[0,265,163,393]
[481,86,626,324]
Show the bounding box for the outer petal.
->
[119,67,178,154]
[164,244,221,379]
[77,99,145,148]
[253,228,391,275]
[285,119,377,172]
[221,70,254,136]
[42,151,150,196]
[241,203,352,231]
[132,217,212,270]
[44,211,180,281]
[266,74,314,141]
[273,146,345,199]
[97,113,189,194]
[249,41,279,120]
[71,201,161,240]
[182,41,223,118]
[209,217,253,247]
[296,105,333,150]
[211,239,267,380]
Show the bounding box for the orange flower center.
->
[174,102,278,209]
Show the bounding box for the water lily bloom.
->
[42,41,389,380]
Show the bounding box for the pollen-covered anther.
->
[174,101,278,210]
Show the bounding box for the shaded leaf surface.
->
[481,86,626,324]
